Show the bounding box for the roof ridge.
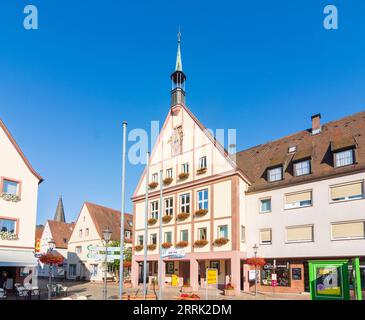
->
[84,201,131,215]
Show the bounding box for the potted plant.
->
[196,167,207,175]
[134,245,143,251]
[194,239,209,247]
[149,182,158,189]
[214,238,230,246]
[194,209,208,218]
[163,177,173,185]
[175,241,189,248]
[224,283,235,296]
[162,242,172,249]
[147,244,157,251]
[179,293,200,300]
[148,218,157,226]
[178,172,189,180]
[162,215,173,223]
[177,212,190,221]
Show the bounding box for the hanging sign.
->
[161,247,185,259]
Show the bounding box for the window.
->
[180,194,190,213]
[294,160,311,176]
[165,198,173,216]
[150,233,157,245]
[152,173,158,183]
[180,229,188,242]
[79,229,83,238]
[330,181,363,202]
[268,167,283,182]
[261,261,290,287]
[128,220,133,227]
[151,201,159,219]
[198,228,207,240]
[137,235,143,246]
[69,264,77,277]
[218,225,228,238]
[76,246,82,254]
[125,230,131,239]
[260,229,272,245]
[331,221,365,240]
[182,163,189,174]
[241,226,246,242]
[260,198,271,213]
[199,156,207,169]
[335,149,354,167]
[166,168,173,179]
[90,264,98,277]
[85,228,89,237]
[2,179,19,195]
[197,189,208,210]
[286,225,314,243]
[285,191,312,209]
[164,231,172,243]
[0,219,16,233]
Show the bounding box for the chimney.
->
[311,113,321,135]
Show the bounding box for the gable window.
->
[286,225,314,243]
[180,194,190,213]
[260,198,271,213]
[180,229,188,242]
[182,163,189,174]
[85,228,89,237]
[241,226,246,242]
[150,233,157,245]
[294,160,311,176]
[152,173,159,183]
[198,228,207,240]
[79,229,83,238]
[334,149,354,167]
[125,230,131,239]
[199,156,207,169]
[137,235,143,245]
[76,246,82,254]
[331,221,365,240]
[268,167,283,182]
[260,229,272,245]
[0,218,16,233]
[2,179,19,195]
[165,198,173,216]
[285,191,312,209]
[166,168,173,179]
[164,231,172,243]
[218,225,228,239]
[330,181,363,202]
[151,201,159,219]
[197,189,208,210]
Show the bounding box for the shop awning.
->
[0,249,37,267]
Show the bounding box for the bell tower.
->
[171,31,186,113]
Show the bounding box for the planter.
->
[177,213,190,221]
[134,245,143,251]
[194,209,208,218]
[162,215,173,223]
[196,167,207,175]
[163,177,173,185]
[214,238,230,246]
[224,289,235,296]
[194,240,208,247]
[176,241,189,248]
[0,231,19,241]
[149,182,158,189]
[181,286,193,293]
[1,193,21,203]
[147,244,157,251]
[162,242,172,249]
[178,173,189,180]
[124,281,132,288]
[148,218,157,226]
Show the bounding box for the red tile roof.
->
[35,225,44,241]
[48,220,75,249]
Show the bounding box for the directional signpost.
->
[87,245,123,262]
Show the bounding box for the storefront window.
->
[261,261,291,287]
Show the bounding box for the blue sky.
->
[0,0,364,224]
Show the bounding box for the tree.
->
[106,241,132,280]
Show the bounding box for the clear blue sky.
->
[1,0,364,224]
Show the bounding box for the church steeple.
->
[53,196,66,223]
[171,30,186,109]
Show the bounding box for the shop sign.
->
[249,270,256,281]
[207,268,218,285]
[161,247,185,259]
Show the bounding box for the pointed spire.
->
[54,196,66,223]
[175,29,183,72]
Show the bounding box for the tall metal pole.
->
[119,121,127,299]
[48,265,52,300]
[254,249,257,297]
[103,241,109,300]
[143,152,150,300]
[158,169,163,300]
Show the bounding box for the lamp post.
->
[48,239,56,301]
[102,228,112,300]
[252,244,259,297]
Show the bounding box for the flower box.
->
[1,193,21,203]
[179,293,200,300]
[194,209,208,217]
[181,286,193,293]
[178,173,189,180]
[194,240,208,247]
[214,238,229,246]
[177,213,190,221]
[162,215,173,223]
[163,177,173,185]
[147,244,157,251]
[175,241,189,248]
[149,182,158,189]
[148,218,157,226]
[0,231,19,241]
[162,242,172,249]
[196,167,207,175]
[224,289,235,296]
[134,245,143,251]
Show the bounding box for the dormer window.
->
[267,166,283,182]
[294,159,311,176]
[334,149,354,167]
[288,146,297,153]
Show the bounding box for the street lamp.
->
[48,239,56,300]
[102,228,112,300]
[252,244,259,297]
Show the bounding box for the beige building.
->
[67,202,132,282]
[0,119,42,288]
